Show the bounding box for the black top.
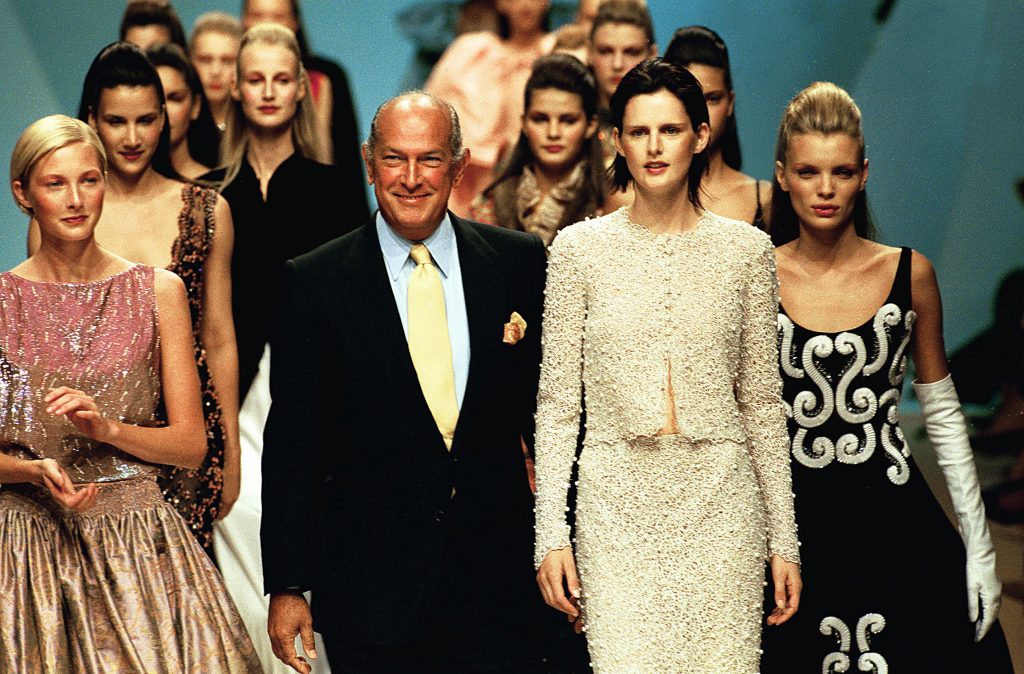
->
[202,154,369,398]
[763,246,1013,672]
[305,54,366,195]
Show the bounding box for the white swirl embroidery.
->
[863,304,900,376]
[835,425,875,465]
[835,332,877,424]
[793,335,835,428]
[887,310,916,387]
[821,616,852,673]
[778,314,803,379]
[821,613,888,674]
[793,428,837,469]
[878,388,910,485]
[786,304,912,480]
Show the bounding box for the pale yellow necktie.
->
[407,243,459,450]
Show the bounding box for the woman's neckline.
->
[3,263,141,287]
[623,206,710,237]
[780,247,906,335]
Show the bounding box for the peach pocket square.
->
[502,311,527,345]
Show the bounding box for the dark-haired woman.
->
[425,0,555,215]
[30,42,241,556]
[761,81,1012,673]
[663,25,769,229]
[533,58,801,673]
[147,43,220,178]
[470,53,604,246]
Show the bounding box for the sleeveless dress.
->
[534,209,800,674]
[762,247,1013,672]
[0,265,261,673]
[159,184,226,554]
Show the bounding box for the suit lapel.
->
[450,215,506,451]
[337,223,442,445]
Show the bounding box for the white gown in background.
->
[214,346,332,674]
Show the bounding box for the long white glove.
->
[913,374,1001,641]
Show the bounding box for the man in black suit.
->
[262,92,547,674]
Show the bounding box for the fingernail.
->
[571,588,581,598]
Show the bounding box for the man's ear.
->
[361,144,375,185]
[450,147,471,188]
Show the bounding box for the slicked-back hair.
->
[77,41,179,181]
[663,25,743,171]
[10,115,107,215]
[770,81,876,246]
[589,0,654,44]
[119,0,187,49]
[146,43,220,169]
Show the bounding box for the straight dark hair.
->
[77,41,180,181]
[481,54,605,233]
[608,58,710,209]
[663,25,743,171]
[146,43,220,169]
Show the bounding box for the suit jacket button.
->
[434,510,446,523]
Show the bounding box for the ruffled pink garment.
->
[425,30,554,216]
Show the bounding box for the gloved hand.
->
[914,374,1001,641]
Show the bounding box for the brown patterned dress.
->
[159,184,226,555]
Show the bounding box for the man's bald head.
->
[365,91,464,167]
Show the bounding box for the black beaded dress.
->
[761,247,1012,672]
[158,184,226,555]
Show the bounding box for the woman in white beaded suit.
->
[533,58,802,674]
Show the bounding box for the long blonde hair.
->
[218,22,326,189]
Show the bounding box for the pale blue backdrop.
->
[1,0,1021,349]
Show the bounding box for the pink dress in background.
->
[425,30,553,216]
[0,265,261,674]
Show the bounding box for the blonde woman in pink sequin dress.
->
[0,115,260,673]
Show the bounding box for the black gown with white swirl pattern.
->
[760,247,1012,673]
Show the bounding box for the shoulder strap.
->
[752,181,764,225]
[893,246,913,307]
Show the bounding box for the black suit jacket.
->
[261,214,546,646]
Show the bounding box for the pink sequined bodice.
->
[0,265,161,482]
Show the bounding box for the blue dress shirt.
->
[375,211,471,408]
